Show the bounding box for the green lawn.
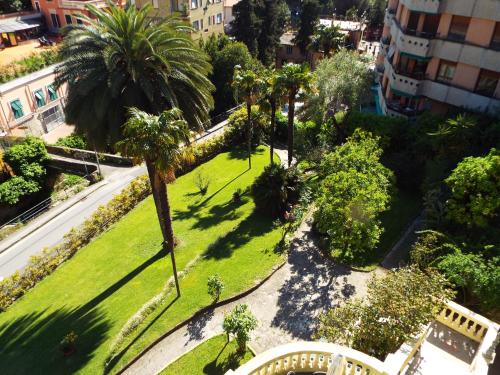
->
[352,189,422,271]
[160,334,253,375]
[0,146,283,375]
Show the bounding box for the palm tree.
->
[233,66,262,169]
[260,68,286,164]
[310,24,346,57]
[277,63,313,167]
[116,108,190,296]
[55,2,214,149]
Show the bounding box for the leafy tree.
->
[55,3,213,149]
[207,274,225,302]
[310,25,345,57]
[0,0,30,13]
[4,137,48,180]
[314,132,393,262]
[233,67,263,169]
[55,134,88,149]
[445,149,499,228]
[259,68,286,164]
[0,177,40,205]
[209,41,253,115]
[116,108,191,296]
[410,230,460,270]
[302,51,374,137]
[294,0,321,54]
[223,304,258,352]
[437,253,500,310]
[277,63,313,167]
[231,0,262,56]
[315,267,454,360]
[251,163,301,217]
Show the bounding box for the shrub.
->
[226,106,268,145]
[223,304,258,352]
[194,169,211,195]
[410,230,460,270]
[0,47,59,84]
[251,164,301,217]
[55,134,88,150]
[0,176,40,205]
[207,274,225,302]
[4,137,48,177]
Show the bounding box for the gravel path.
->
[123,213,383,375]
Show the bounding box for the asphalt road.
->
[0,120,228,279]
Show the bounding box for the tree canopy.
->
[294,0,321,54]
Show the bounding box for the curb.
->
[0,181,108,255]
[115,260,287,375]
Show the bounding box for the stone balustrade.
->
[58,0,109,10]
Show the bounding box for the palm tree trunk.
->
[146,161,181,297]
[270,100,276,165]
[287,93,295,167]
[246,100,252,169]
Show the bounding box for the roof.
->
[0,64,59,95]
[0,13,42,33]
[279,33,296,46]
[319,18,366,31]
[224,0,240,7]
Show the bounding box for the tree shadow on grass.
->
[227,147,265,161]
[0,249,165,375]
[202,342,248,375]
[203,211,275,260]
[173,170,250,230]
[0,307,111,375]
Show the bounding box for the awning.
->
[11,100,22,110]
[35,91,43,100]
[48,86,56,95]
[0,19,41,33]
[399,52,432,61]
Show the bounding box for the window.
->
[10,99,24,119]
[50,13,61,28]
[76,18,83,25]
[192,20,200,30]
[216,13,222,24]
[448,16,469,42]
[65,14,72,25]
[34,1,41,12]
[490,23,500,50]
[475,70,499,97]
[436,60,456,83]
[191,0,198,9]
[34,89,46,108]
[47,84,58,101]
[286,45,293,54]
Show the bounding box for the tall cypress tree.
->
[257,0,287,66]
[231,0,262,56]
[294,0,321,55]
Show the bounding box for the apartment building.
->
[0,65,66,137]
[30,0,123,32]
[134,0,225,40]
[376,0,500,118]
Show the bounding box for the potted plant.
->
[60,331,78,357]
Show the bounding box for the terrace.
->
[226,301,499,375]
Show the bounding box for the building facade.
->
[0,65,66,137]
[30,0,116,32]
[134,0,225,40]
[376,0,500,118]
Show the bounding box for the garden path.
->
[122,213,384,375]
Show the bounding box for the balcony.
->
[440,0,500,21]
[384,57,422,97]
[384,8,395,26]
[58,0,109,10]
[400,0,440,14]
[390,19,432,58]
[226,301,499,375]
[420,80,500,116]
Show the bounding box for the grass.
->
[160,334,253,375]
[0,146,283,375]
[351,189,422,271]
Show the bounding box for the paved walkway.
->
[123,214,383,375]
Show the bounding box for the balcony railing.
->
[58,0,109,10]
